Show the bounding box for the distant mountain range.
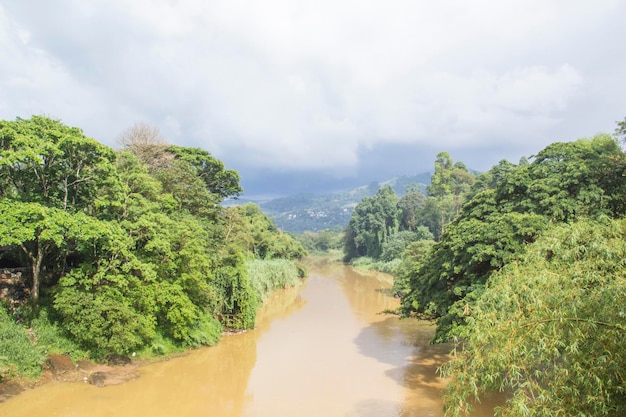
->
[231,172,432,234]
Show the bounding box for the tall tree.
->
[116,122,172,171]
[450,162,475,215]
[0,116,118,213]
[166,146,242,200]
[402,134,626,341]
[442,219,626,417]
[0,200,99,302]
[425,152,474,239]
[397,190,426,231]
[343,186,399,260]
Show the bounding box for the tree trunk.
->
[31,250,44,302]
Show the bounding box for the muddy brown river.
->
[0,259,496,416]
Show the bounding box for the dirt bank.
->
[0,354,142,403]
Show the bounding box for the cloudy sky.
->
[1,1,625,196]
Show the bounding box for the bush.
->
[30,309,87,361]
[185,312,222,348]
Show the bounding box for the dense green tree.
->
[427,152,455,238]
[297,227,344,253]
[0,116,118,213]
[413,196,443,241]
[391,239,435,296]
[166,145,242,200]
[402,134,626,341]
[468,159,517,199]
[113,151,174,221]
[228,203,306,260]
[424,152,475,239]
[450,162,475,215]
[0,200,98,301]
[0,115,296,365]
[154,159,219,218]
[497,134,626,220]
[343,186,399,260]
[380,227,433,262]
[443,219,626,417]
[397,190,426,231]
[53,220,160,356]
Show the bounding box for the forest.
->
[0,116,306,378]
[343,123,626,416]
[2,114,626,416]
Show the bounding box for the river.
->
[0,258,496,417]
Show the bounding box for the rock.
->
[106,354,131,366]
[47,354,75,378]
[87,372,107,387]
[0,380,24,403]
[76,359,97,372]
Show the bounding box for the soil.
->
[0,355,141,403]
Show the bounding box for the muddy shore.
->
[0,353,169,403]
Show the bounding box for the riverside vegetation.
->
[343,120,626,416]
[2,114,626,416]
[0,116,306,382]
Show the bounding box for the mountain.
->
[254,172,432,233]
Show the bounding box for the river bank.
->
[0,353,154,402]
[0,260,499,417]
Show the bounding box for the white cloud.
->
[0,0,624,173]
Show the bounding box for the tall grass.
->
[246,259,304,301]
[0,305,44,379]
[350,256,401,275]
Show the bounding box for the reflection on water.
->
[0,258,496,417]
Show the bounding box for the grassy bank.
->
[0,258,306,383]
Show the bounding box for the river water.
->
[0,259,496,417]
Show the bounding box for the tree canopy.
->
[0,116,305,369]
[401,134,626,341]
[443,219,626,416]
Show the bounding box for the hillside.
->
[257,172,431,233]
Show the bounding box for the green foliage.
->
[380,228,433,262]
[442,219,626,417]
[0,115,285,371]
[229,203,307,260]
[246,259,304,301]
[30,309,87,360]
[212,250,259,330]
[401,135,626,341]
[296,227,343,253]
[344,186,400,260]
[497,134,626,220]
[397,190,426,231]
[426,152,475,239]
[0,304,44,379]
[166,145,242,200]
[185,311,222,348]
[154,159,220,218]
[0,115,118,212]
[54,266,158,358]
[0,199,114,300]
[391,239,435,296]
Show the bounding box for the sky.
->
[1,1,625,196]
